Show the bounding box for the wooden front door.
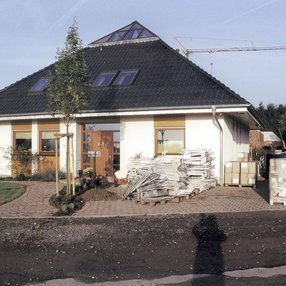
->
[90,131,114,176]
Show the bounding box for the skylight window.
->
[124,29,143,40]
[109,31,127,42]
[93,71,118,87]
[113,70,139,86]
[29,78,48,92]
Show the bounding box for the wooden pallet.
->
[224,184,256,189]
[270,199,286,206]
[132,196,183,206]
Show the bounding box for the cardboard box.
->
[248,162,257,174]
[224,173,232,185]
[225,162,233,173]
[238,152,249,162]
[240,162,249,174]
[248,174,256,185]
[232,162,240,174]
[241,173,256,186]
[232,173,240,185]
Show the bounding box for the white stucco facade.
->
[0,121,12,176]
[223,115,249,164]
[0,111,254,180]
[185,114,221,178]
[120,116,154,170]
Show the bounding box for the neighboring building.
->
[0,21,263,183]
[250,130,282,149]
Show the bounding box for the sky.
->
[0,0,285,107]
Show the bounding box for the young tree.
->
[48,19,91,194]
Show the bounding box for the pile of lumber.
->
[122,148,216,201]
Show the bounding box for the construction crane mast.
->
[174,37,286,59]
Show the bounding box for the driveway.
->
[0,179,285,218]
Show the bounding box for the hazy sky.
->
[0,0,285,106]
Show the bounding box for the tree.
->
[255,102,286,147]
[48,19,91,194]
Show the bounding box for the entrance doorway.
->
[82,123,120,176]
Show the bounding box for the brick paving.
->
[0,180,285,218]
[75,180,286,217]
[0,181,60,218]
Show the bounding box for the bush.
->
[31,168,66,182]
[49,185,84,215]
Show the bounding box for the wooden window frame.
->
[13,130,32,151]
[38,130,59,156]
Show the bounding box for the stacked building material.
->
[177,148,216,196]
[224,161,257,187]
[269,158,286,206]
[123,148,216,200]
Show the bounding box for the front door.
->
[82,126,120,176]
[90,131,113,176]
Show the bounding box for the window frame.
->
[155,127,185,155]
[13,131,32,151]
[93,71,118,87]
[29,78,49,93]
[39,130,59,155]
[112,69,139,86]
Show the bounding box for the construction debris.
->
[122,148,216,204]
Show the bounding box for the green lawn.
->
[0,182,26,205]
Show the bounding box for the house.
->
[250,130,282,149]
[0,21,263,184]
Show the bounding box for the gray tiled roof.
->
[0,38,251,116]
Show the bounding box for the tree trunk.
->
[66,124,70,195]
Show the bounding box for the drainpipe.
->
[212,106,224,185]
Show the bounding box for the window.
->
[113,70,139,86]
[93,71,117,87]
[29,78,48,92]
[109,31,127,42]
[40,131,58,152]
[15,132,32,151]
[124,28,143,40]
[156,129,185,155]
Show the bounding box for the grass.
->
[0,182,26,206]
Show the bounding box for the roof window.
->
[93,71,118,87]
[29,78,48,92]
[113,70,139,86]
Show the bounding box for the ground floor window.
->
[40,131,59,153]
[14,131,32,151]
[81,123,120,176]
[154,115,185,155]
[155,128,185,155]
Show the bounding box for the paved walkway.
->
[0,181,59,218]
[0,179,285,218]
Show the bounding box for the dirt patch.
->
[82,187,121,201]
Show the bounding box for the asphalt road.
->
[0,211,286,286]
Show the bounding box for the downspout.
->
[212,106,224,185]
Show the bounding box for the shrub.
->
[32,168,66,182]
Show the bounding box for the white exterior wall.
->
[120,116,154,170]
[31,120,38,173]
[69,121,81,174]
[0,121,12,176]
[185,114,221,179]
[59,121,67,173]
[59,121,81,175]
[223,115,249,163]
